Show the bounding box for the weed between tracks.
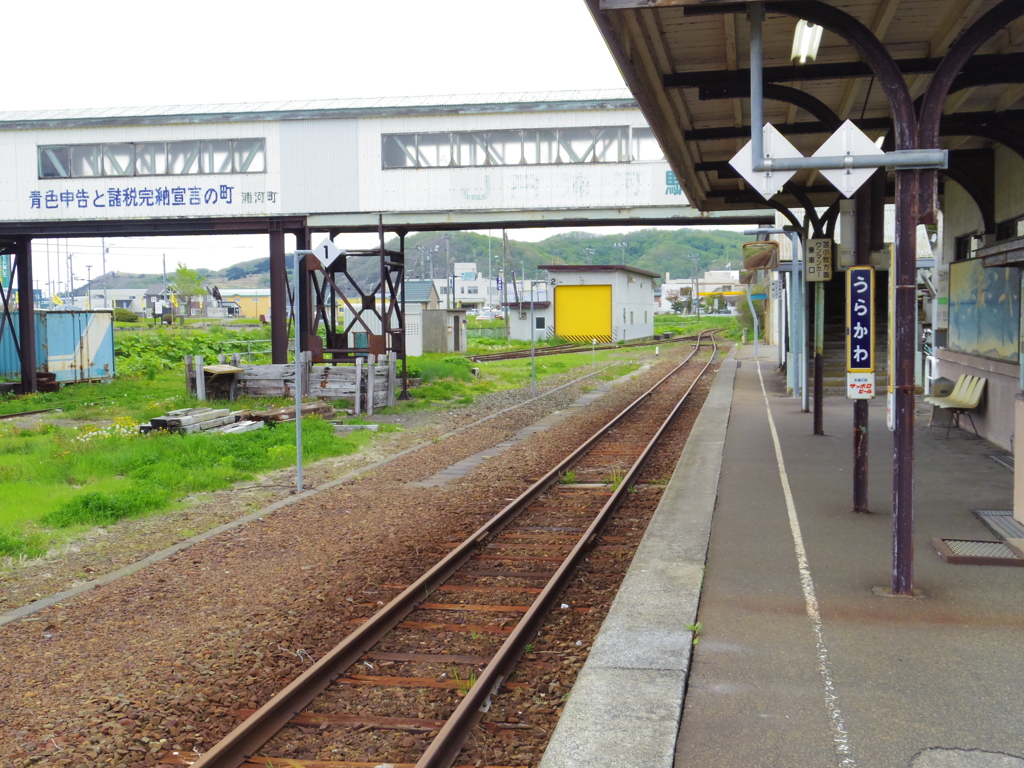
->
[604,468,625,490]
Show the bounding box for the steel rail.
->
[190,332,715,768]
[0,408,56,420]
[417,333,718,768]
[467,329,718,362]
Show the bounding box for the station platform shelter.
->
[586,0,1024,602]
[541,343,1024,768]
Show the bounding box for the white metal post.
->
[530,281,537,397]
[746,284,759,359]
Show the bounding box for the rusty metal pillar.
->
[15,237,36,394]
[773,0,919,594]
[398,232,411,400]
[269,226,287,364]
[295,227,312,355]
[378,218,388,346]
[813,278,824,435]
[900,0,1024,595]
[892,170,919,595]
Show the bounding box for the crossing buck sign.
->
[846,265,875,399]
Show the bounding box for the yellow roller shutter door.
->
[555,285,612,343]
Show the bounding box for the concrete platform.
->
[542,344,1024,768]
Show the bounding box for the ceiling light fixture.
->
[791,20,823,64]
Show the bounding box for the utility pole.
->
[487,230,493,309]
[692,255,701,320]
[502,230,510,337]
[85,265,92,309]
[101,237,108,309]
[162,253,167,323]
[615,241,627,265]
[444,235,452,310]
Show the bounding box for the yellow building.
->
[219,289,272,319]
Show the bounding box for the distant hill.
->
[78,227,751,294]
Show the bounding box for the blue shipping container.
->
[0,310,115,383]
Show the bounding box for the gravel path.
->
[0,342,711,768]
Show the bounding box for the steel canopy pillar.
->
[269,226,288,364]
[15,237,36,394]
[772,0,920,595]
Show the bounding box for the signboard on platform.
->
[847,372,875,399]
[770,279,784,300]
[806,239,833,282]
[846,265,875,399]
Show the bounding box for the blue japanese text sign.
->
[846,266,875,398]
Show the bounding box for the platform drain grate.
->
[933,538,1024,566]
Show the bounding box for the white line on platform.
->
[757,360,858,768]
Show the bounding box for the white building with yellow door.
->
[543,265,656,343]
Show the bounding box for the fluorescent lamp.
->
[791,20,823,64]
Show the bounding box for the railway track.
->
[176,333,719,768]
[466,329,717,363]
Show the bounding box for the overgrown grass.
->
[0,369,299,423]
[0,325,650,559]
[382,349,639,418]
[654,314,741,339]
[0,417,368,557]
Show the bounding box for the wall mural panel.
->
[948,258,1019,363]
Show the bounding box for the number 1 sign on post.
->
[846,266,875,399]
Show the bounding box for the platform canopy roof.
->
[586,0,1024,219]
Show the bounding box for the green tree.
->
[169,263,205,324]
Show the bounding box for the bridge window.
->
[382,126,640,169]
[136,143,168,175]
[38,139,266,179]
[631,127,665,162]
[168,142,202,174]
[103,144,135,176]
[71,145,102,177]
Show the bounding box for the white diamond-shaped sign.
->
[312,236,344,267]
[813,120,884,198]
[729,123,803,200]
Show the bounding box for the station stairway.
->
[819,314,889,395]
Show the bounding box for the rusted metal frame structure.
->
[678,10,1016,446]
[590,0,1024,594]
[0,242,24,386]
[190,334,716,768]
[269,223,310,364]
[758,0,1024,595]
[662,51,1024,89]
[0,216,305,395]
[669,0,1024,594]
[0,237,36,393]
[291,221,409,398]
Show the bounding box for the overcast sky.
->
[8,1,696,287]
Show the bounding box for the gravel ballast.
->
[0,344,717,768]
